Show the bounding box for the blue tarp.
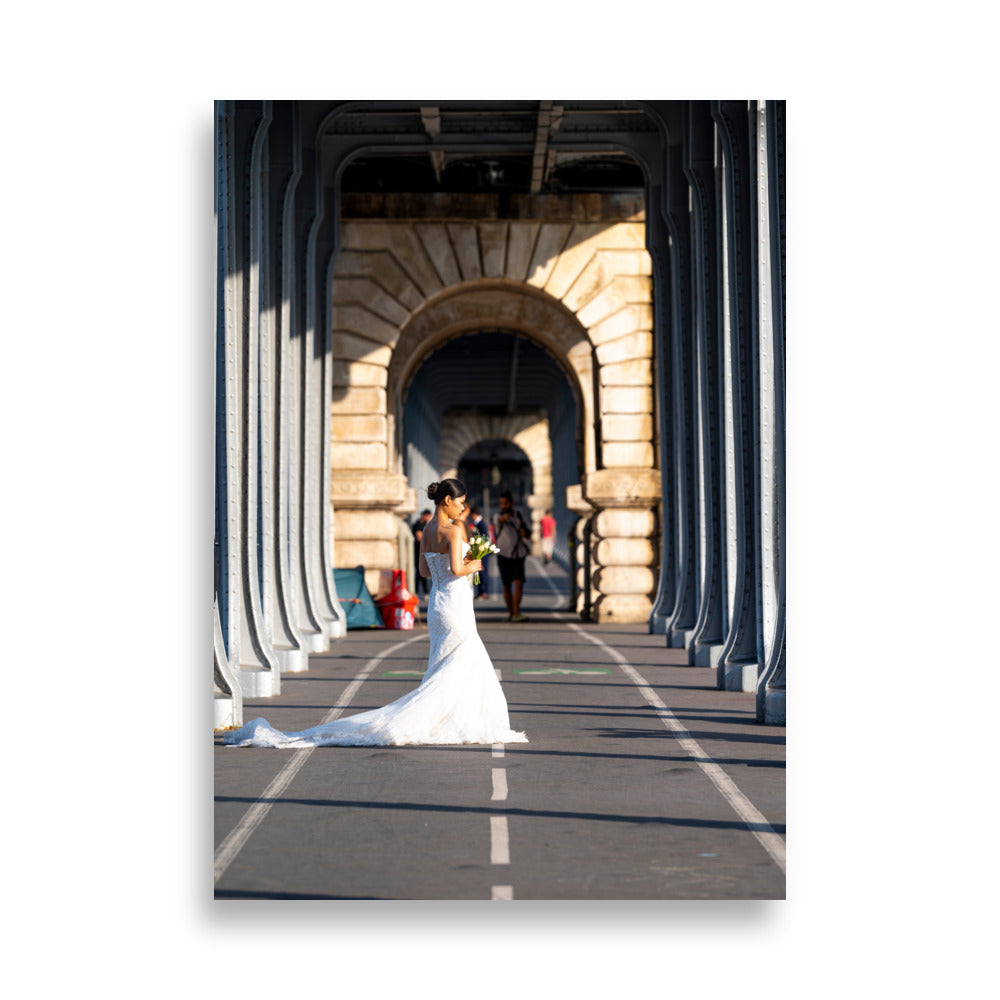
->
[333,566,384,629]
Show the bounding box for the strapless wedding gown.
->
[223,545,527,747]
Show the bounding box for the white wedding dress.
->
[223,544,527,748]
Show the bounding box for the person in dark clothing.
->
[493,491,530,622]
[412,510,433,596]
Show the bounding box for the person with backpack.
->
[493,491,531,622]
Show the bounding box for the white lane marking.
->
[531,557,564,607]
[495,668,502,682]
[214,632,428,884]
[491,885,514,900]
[492,743,504,758]
[491,768,508,801]
[213,748,312,885]
[490,816,510,865]
[563,619,787,875]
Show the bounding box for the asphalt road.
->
[214,558,785,900]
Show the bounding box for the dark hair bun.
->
[426,477,467,506]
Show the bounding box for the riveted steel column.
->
[664,139,700,648]
[288,117,331,654]
[302,172,341,642]
[754,100,786,724]
[712,100,762,692]
[278,108,324,656]
[647,161,678,634]
[214,101,242,723]
[235,101,281,696]
[642,103,699,643]
[259,102,307,673]
[314,174,346,638]
[214,597,242,729]
[684,101,727,666]
[322,244,347,638]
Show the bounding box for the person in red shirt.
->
[540,510,556,564]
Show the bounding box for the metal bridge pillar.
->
[684,101,728,667]
[753,100,785,725]
[645,108,700,647]
[213,101,351,727]
[214,100,282,703]
[646,100,785,723]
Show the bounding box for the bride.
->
[222,479,527,747]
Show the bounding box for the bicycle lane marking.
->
[490,657,512,898]
[213,632,429,885]
[529,555,564,608]
[561,621,786,874]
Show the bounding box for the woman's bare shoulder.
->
[424,519,455,553]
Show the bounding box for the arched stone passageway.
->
[330,217,661,624]
[446,417,549,556]
[402,327,574,566]
[455,436,534,521]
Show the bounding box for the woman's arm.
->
[449,525,481,578]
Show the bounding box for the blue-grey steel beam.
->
[277,107,327,655]
[214,101,241,718]
[302,163,343,641]
[290,114,335,652]
[684,101,728,666]
[213,597,242,728]
[644,117,677,635]
[753,100,785,724]
[260,102,308,673]
[235,101,282,695]
[662,135,700,648]
[711,101,763,693]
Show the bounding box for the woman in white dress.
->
[222,479,527,747]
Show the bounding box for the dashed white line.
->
[492,743,504,758]
[491,885,513,900]
[490,816,510,865]
[491,768,508,801]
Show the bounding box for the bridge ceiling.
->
[326,101,654,196]
[405,329,577,419]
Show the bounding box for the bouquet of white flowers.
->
[466,531,499,585]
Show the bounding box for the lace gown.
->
[222,545,527,747]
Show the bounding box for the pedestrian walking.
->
[540,509,556,564]
[493,490,531,622]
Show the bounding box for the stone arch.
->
[329,217,661,621]
[438,410,553,554]
[390,283,593,474]
[330,219,656,477]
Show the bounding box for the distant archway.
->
[443,417,551,554]
[390,282,595,475]
[456,437,533,525]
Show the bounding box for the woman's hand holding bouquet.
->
[466,532,500,584]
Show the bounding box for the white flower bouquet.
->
[466,532,499,585]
